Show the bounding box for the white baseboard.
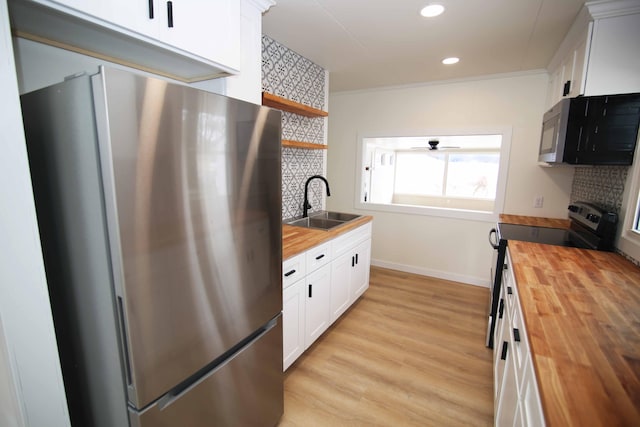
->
[370,258,490,288]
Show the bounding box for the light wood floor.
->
[278,266,494,427]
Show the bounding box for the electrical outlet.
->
[534,196,544,208]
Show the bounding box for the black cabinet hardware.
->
[355,253,359,264]
[507,286,513,295]
[513,328,521,342]
[351,256,355,267]
[167,1,174,27]
[284,269,296,277]
[500,341,508,360]
[308,284,312,298]
[563,80,571,96]
[498,299,504,319]
[315,254,325,260]
[148,0,154,19]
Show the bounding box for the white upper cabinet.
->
[584,11,640,96]
[546,8,592,107]
[546,1,640,108]
[155,0,240,70]
[8,0,242,82]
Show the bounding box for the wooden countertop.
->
[507,240,640,426]
[499,214,570,229]
[283,215,373,260]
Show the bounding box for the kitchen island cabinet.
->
[503,240,640,426]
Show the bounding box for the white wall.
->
[326,72,575,286]
[0,1,70,426]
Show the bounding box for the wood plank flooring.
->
[278,266,494,427]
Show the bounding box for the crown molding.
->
[586,0,640,19]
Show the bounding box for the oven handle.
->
[489,228,499,249]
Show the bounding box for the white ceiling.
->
[262,0,587,92]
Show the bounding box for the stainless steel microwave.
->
[538,98,571,163]
[538,93,640,165]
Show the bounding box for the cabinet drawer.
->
[283,253,306,290]
[332,222,372,257]
[306,241,331,273]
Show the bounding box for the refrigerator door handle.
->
[117,296,133,386]
[156,317,279,411]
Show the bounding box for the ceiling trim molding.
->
[331,69,549,96]
[245,0,276,14]
[586,0,640,19]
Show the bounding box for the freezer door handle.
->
[156,317,279,411]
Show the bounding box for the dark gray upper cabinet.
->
[564,93,640,165]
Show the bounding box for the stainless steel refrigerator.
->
[21,67,283,427]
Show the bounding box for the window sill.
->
[355,201,498,222]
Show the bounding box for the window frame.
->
[354,127,512,222]
[618,143,640,261]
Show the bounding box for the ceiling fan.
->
[411,139,460,151]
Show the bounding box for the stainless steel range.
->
[485,201,618,348]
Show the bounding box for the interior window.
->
[357,132,510,220]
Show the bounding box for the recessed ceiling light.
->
[420,4,445,18]
[442,57,460,65]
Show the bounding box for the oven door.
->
[487,227,506,349]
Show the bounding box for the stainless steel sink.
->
[309,211,360,222]
[284,211,361,230]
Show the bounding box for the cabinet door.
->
[495,342,519,427]
[493,296,506,390]
[351,239,371,300]
[330,251,352,323]
[304,264,331,349]
[587,94,640,164]
[568,95,640,165]
[570,36,588,97]
[156,0,240,67]
[44,0,111,19]
[494,311,510,404]
[46,0,159,39]
[282,278,305,371]
[520,357,546,427]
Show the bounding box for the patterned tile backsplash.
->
[570,166,629,213]
[262,35,328,219]
[570,165,640,265]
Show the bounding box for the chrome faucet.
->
[303,175,331,217]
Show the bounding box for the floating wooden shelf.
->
[282,140,328,150]
[262,92,328,118]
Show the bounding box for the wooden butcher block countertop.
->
[500,214,570,229]
[508,240,640,426]
[282,215,373,260]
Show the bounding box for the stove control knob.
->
[586,214,600,223]
[568,204,579,212]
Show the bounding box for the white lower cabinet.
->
[494,249,545,427]
[330,251,352,322]
[304,264,331,348]
[282,221,372,371]
[352,239,371,299]
[282,278,305,371]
